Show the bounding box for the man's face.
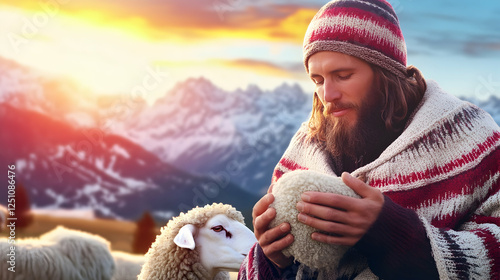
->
[308,51,376,129]
[308,51,388,166]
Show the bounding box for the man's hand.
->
[296,172,384,246]
[253,188,294,268]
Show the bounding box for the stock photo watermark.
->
[6,164,17,273]
[475,74,500,100]
[212,0,245,20]
[7,0,71,54]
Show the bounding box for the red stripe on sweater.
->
[271,170,284,183]
[247,242,257,279]
[474,228,500,279]
[279,158,308,172]
[378,145,500,207]
[382,146,500,228]
[371,132,500,188]
[273,158,308,183]
[472,215,500,226]
[429,214,459,229]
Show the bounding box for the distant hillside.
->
[0,104,259,224]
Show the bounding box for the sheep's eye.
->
[211,225,224,232]
[211,225,232,238]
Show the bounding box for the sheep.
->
[111,251,145,280]
[0,226,115,280]
[138,203,257,280]
[270,170,361,279]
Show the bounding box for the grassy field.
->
[0,213,160,253]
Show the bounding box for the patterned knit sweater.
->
[238,81,500,280]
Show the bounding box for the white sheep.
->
[111,251,145,280]
[0,226,115,280]
[138,203,257,280]
[270,170,361,279]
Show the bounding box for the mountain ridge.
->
[107,77,313,194]
[0,103,259,223]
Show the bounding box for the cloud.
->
[2,0,317,43]
[412,33,500,58]
[143,2,318,43]
[213,58,305,78]
[462,40,500,57]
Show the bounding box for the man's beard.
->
[324,93,393,172]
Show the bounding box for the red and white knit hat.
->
[303,0,407,78]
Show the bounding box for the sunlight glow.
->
[0,2,314,103]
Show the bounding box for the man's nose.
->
[323,80,342,103]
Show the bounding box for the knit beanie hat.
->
[303,0,407,78]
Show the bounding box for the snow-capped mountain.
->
[0,104,258,223]
[0,56,106,128]
[108,77,313,194]
[105,77,500,194]
[2,54,499,222]
[0,57,46,113]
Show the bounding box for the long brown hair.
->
[307,65,427,141]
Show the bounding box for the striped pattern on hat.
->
[303,0,407,78]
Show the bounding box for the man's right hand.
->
[252,191,294,269]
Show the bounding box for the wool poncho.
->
[238,80,500,280]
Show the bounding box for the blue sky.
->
[395,0,500,100]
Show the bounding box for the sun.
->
[0,5,173,102]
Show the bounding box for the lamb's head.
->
[174,213,256,277]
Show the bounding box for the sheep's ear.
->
[174,224,196,250]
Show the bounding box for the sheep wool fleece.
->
[270,170,360,275]
[238,81,500,280]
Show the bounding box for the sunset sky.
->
[1,0,499,104]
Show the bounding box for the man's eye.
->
[338,74,353,80]
[312,79,323,85]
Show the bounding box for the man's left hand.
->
[296,172,384,246]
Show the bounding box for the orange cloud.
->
[192,5,317,43]
[213,58,305,78]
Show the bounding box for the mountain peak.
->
[178,76,217,91]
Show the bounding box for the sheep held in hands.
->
[138,203,257,280]
[0,226,115,280]
[270,170,361,273]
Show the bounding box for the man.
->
[239,0,500,279]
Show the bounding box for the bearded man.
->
[238,0,500,279]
